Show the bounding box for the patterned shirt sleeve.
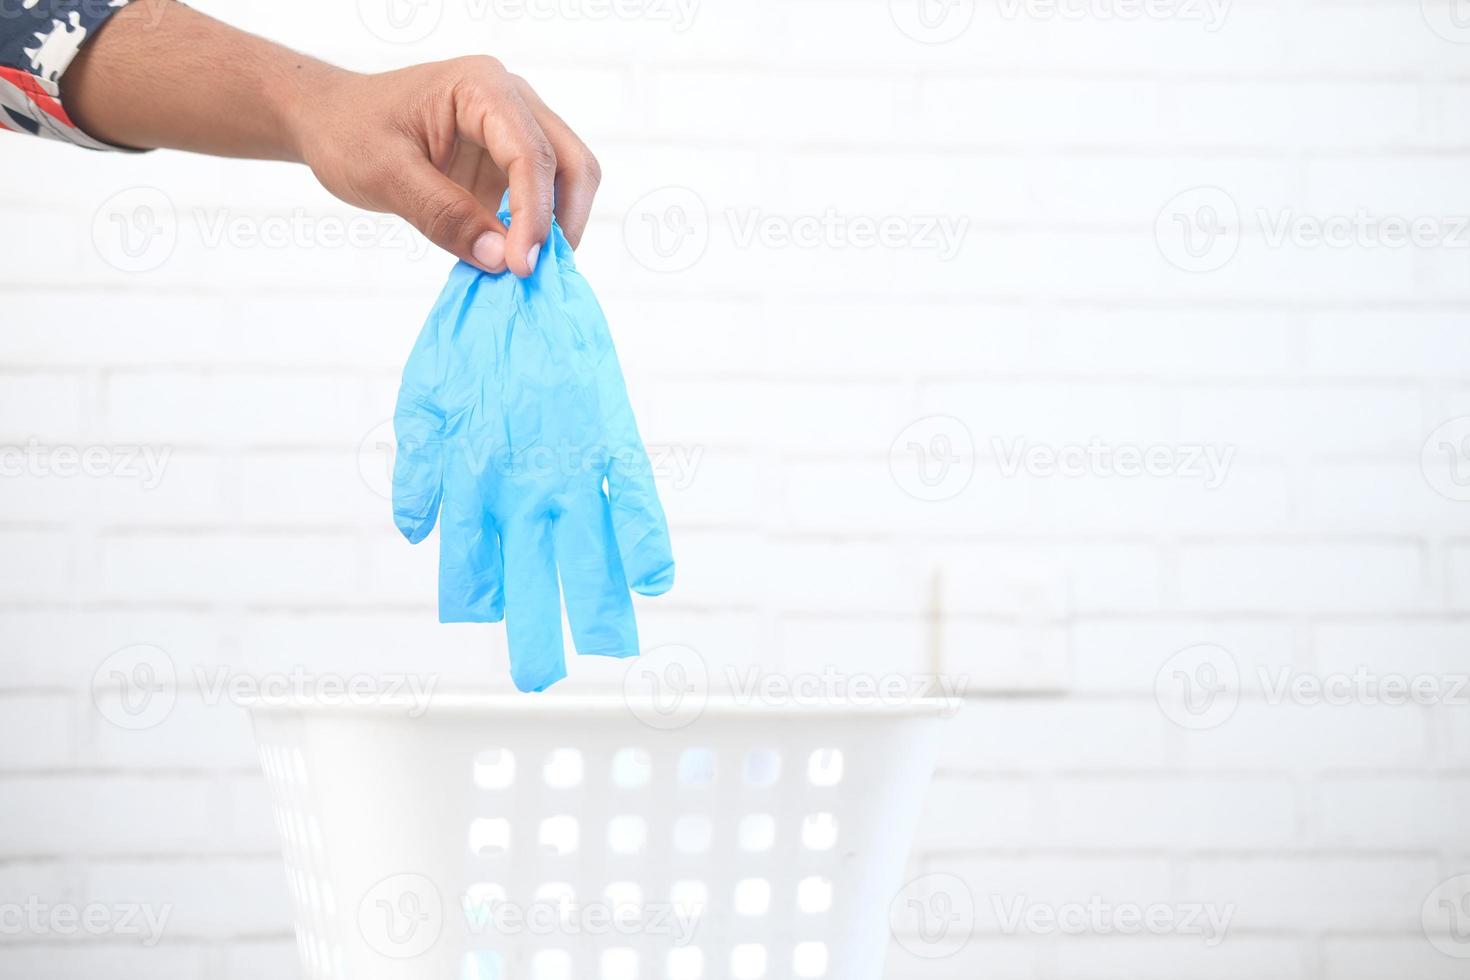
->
[0,0,140,150]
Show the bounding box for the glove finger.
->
[554,488,638,658]
[392,394,445,544]
[500,508,566,692]
[607,447,676,596]
[437,480,505,624]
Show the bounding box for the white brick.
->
[1182,856,1437,931]
[1302,461,1470,535]
[1051,936,1308,980]
[1305,311,1470,378]
[1178,704,1430,771]
[939,542,1164,615]
[1322,937,1470,980]
[0,694,73,769]
[99,532,361,603]
[0,777,214,855]
[938,700,1170,772]
[916,776,1047,850]
[651,69,905,142]
[1174,385,1424,457]
[1312,621,1470,679]
[84,858,290,936]
[0,610,222,689]
[0,293,418,370]
[0,945,208,980]
[1052,775,1297,849]
[0,530,73,601]
[774,615,930,678]
[936,855,1175,933]
[86,694,258,771]
[1312,776,1470,850]
[1177,542,1425,613]
[102,371,381,447]
[1069,619,1297,694]
[0,372,87,442]
[941,619,1070,693]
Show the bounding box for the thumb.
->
[384,152,509,273]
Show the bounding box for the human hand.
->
[294,56,601,277]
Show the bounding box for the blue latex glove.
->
[392,201,674,692]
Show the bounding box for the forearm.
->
[61,0,346,161]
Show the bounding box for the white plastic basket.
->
[251,696,946,980]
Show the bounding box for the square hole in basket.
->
[473,749,516,790]
[601,947,638,980]
[605,881,643,925]
[807,749,844,787]
[535,881,577,926]
[677,748,717,787]
[743,749,781,787]
[460,951,504,980]
[673,814,713,853]
[668,946,704,980]
[801,813,838,851]
[608,815,647,855]
[544,748,584,789]
[793,942,829,978]
[531,949,572,980]
[797,876,833,914]
[470,818,511,857]
[731,944,767,980]
[540,815,579,855]
[464,882,507,925]
[734,878,771,916]
[738,813,776,852]
[610,747,652,789]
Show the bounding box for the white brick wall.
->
[1,0,1468,976]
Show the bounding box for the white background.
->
[4,0,1470,976]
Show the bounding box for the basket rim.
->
[246,693,957,718]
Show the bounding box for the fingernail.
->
[526,243,541,273]
[472,232,506,273]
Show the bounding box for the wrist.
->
[263,58,358,164]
